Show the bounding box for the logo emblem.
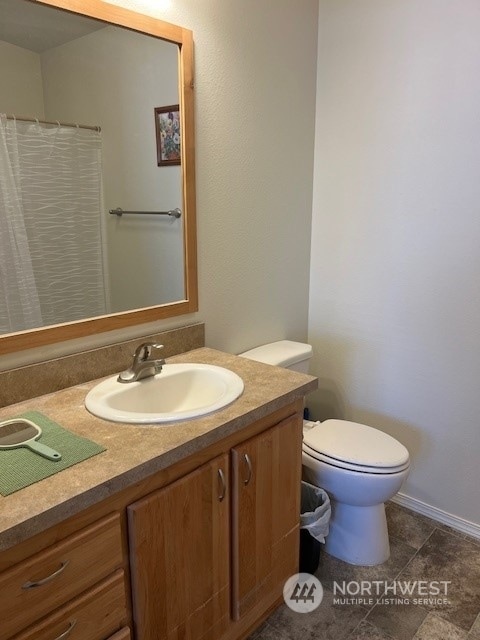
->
[283,573,323,612]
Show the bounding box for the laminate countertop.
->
[0,348,317,551]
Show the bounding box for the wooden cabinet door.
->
[231,414,302,620]
[127,454,230,640]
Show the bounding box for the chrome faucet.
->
[117,342,165,383]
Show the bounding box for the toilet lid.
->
[303,419,409,469]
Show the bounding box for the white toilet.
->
[240,340,410,566]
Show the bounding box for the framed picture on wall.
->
[155,105,181,166]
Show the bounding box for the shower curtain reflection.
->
[0,115,42,334]
[0,115,107,334]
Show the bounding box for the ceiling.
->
[0,0,105,53]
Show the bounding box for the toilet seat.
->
[303,419,410,475]
[302,442,410,474]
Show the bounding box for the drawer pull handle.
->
[218,468,227,501]
[243,453,253,486]
[53,620,77,640]
[22,560,70,590]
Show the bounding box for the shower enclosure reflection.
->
[0,0,186,335]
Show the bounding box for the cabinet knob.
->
[218,468,227,501]
[243,453,253,486]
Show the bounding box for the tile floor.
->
[249,502,480,640]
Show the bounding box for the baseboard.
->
[391,492,480,540]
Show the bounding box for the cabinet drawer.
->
[0,513,123,640]
[11,570,127,640]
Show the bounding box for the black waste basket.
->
[299,481,331,574]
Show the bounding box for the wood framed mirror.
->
[0,0,197,355]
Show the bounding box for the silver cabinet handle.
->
[22,560,69,590]
[243,453,253,486]
[53,620,77,640]
[218,468,227,501]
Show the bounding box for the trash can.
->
[299,481,331,574]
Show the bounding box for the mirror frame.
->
[1,0,197,355]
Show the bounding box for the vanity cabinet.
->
[127,454,230,640]
[0,399,306,640]
[127,412,302,640]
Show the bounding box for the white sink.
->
[85,363,244,424]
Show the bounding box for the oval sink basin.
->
[85,363,244,424]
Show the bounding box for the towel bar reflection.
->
[109,207,181,218]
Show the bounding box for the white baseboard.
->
[391,492,480,540]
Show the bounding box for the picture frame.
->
[154,105,181,166]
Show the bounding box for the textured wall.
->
[309,0,480,525]
[0,40,45,115]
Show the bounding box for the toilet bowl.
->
[240,340,410,566]
[302,419,409,565]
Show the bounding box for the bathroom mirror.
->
[0,0,197,355]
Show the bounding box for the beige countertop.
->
[0,348,317,552]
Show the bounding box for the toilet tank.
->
[239,340,313,374]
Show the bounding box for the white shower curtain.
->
[0,115,106,334]
[0,115,43,334]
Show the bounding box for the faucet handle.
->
[150,343,164,360]
[133,342,164,361]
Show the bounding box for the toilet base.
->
[325,501,390,566]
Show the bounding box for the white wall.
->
[41,27,183,312]
[0,40,44,115]
[309,0,480,525]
